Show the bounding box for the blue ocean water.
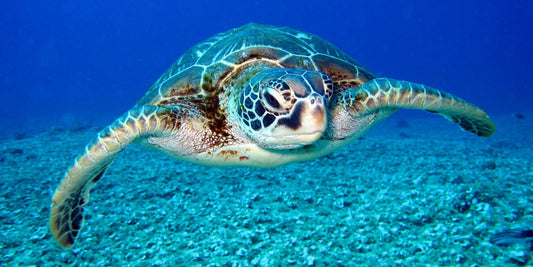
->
[1,0,532,136]
[2,1,533,265]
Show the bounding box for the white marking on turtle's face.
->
[237,68,333,149]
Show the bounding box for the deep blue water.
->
[2,0,532,136]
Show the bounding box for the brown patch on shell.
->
[334,80,364,90]
[312,54,374,91]
[164,66,203,96]
[280,55,316,70]
[202,62,234,93]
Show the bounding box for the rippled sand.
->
[1,113,531,266]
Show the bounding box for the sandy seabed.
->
[1,113,532,266]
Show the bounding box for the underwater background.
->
[1,0,532,135]
[1,0,533,266]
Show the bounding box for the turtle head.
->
[237,68,333,149]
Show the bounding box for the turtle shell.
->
[136,23,376,107]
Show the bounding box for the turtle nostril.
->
[309,95,324,106]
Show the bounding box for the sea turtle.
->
[50,23,496,248]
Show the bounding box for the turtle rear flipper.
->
[334,78,496,137]
[49,106,180,248]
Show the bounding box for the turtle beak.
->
[272,93,327,145]
[295,94,327,143]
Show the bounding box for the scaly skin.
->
[336,78,495,137]
[50,106,181,248]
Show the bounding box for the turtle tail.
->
[49,106,181,248]
[337,78,496,137]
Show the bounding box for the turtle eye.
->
[261,88,286,112]
[265,93,280,109]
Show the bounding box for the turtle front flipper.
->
[50,106,181,248]
[331,78,496,137]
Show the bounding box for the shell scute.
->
[312,54,375,90]
[280,55,315,70]
[224,46,289,65]
[137,23,374,106]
